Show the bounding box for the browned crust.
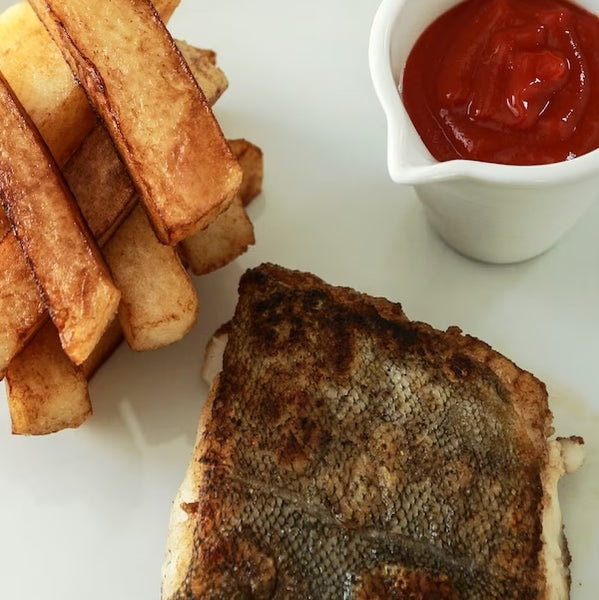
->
[0,70,120,365]
[0,232,46,380]
[6,320,92,435]
[227,139,264,206]
[244,263,551,436]
[178,197,255,276]
[0,39,231,377]
[353,565,459,599]
[164,263,563,599]
[162,376,221,599]
[28,0,242,245]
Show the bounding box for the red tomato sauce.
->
[402,0,599,165]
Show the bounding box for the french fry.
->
[179,197,255,276]
[0,42,228,376]
[103,206,199,352]
[0,1,94,167]
[177,41,229,107]
[5,321,91,435]
[0,0,180,166]
[2,137,258,393]
[81,316,123,380]
[63,125,138,247]
[0,0,184,375]
[29,0,242,245]
[0,232,45,379]
[6,315,123,435]
[0,0,263,437]
[228,139,265,206]
[178,138,262,275]
[62,43,230,247]
[81,315,123,381]
[0,73,120,365]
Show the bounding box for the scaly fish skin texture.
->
[176,264,550,599]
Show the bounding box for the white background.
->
[0,0,597,598]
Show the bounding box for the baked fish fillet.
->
[162,263,583,600]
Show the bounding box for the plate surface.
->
[0,1,598,598]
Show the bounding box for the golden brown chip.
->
[29,0,242,244]
[6,321,91,436]
[0,72,120,366]
[228,139,264,205]
[103,205,199,352]
[81,316,124,380]
[6,314,123,436]
[179,197,255,276]
[63,126,138,247]
[0,233,46,380]
[0,35,227,376]
[0,0,180,166]
[178,42,229,106]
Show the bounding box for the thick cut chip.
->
[178,138,263,274]
[228,139,265,206]
[29,0,242,244]
[0,0,180,166]
[63,125,138,247]
[0,73,120,365]
[177,41,229,106]
[62,44,230,248]
[179,197,255,276]
[6,315,123,435]
[0,40,227,376]
[0,232,45,380]
[81,316,123,380]
[103,205,199,352]
[0,0,184,372]
[6,321,91,436]
[179,138,262,274]
[0,1,94,167]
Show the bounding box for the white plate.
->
[0,1,597,598]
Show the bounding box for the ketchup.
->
[402,0,599,165]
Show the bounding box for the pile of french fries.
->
[0,0,263,435]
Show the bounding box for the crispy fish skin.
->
[28,0,242,245]
[164,264,574,599]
